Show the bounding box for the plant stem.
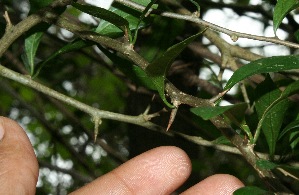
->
[0,0,73,57]
[0,64,159,130]
[0,0,293,192]
[115,0,299,49]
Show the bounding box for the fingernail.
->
[0,123,4,141]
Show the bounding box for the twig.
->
[0,64,160,130]
[0,0,292,192]
[210,89,229,103]
[3,11,12,31]
[0,80,97,176]
[0,0,74,57]
[114,0,299,49]
[0,77,286,163]
[176,132,288,161]
[47,97,128,163]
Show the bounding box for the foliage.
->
[1,0,299,194]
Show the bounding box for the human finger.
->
[70,146,191,195]
[181,174,244,195]
[0,117,39,195]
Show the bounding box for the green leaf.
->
[139,17,185,62]
[281,80,299,99]
[96,0,152,37]
[273,0,299,35]
[97,45,156,90]
[212,136,231,145]
[225,102,248,123]
[279,120,299,140]
[146,31,205,107]
[253,80,299,141]
[256,159,278,170]
[187,0,200,12]
[289,131,299,149]
[72,3,129,33]
[29,0,53,13]
[255,76,290,156]
[257,160,299,181]
[132,0,157,44]
[225,55,299,90]
[233,186,273,195]
[23,32,43,75]
[190,103,245,120]
[34,39,91,77]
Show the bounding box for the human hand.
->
[0,117,244,194]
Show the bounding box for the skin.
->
[0,117,244,194]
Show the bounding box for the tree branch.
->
[0,0,293,192]
[0,64,160,130]
[0,0,73,57]
[115,0,299,49]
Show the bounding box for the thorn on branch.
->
[92,116,102,142]
[3,11,13,31]
[166,100,181,131]
[142,109,164,121]
[192,11,200,18]
[210,89,229,103]
[217,67,224,81]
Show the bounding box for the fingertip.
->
[122,146,192,194]
[71,146,192,195]
[116,146,192,189]
[210,174,245,193]
[182,174,244,195]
